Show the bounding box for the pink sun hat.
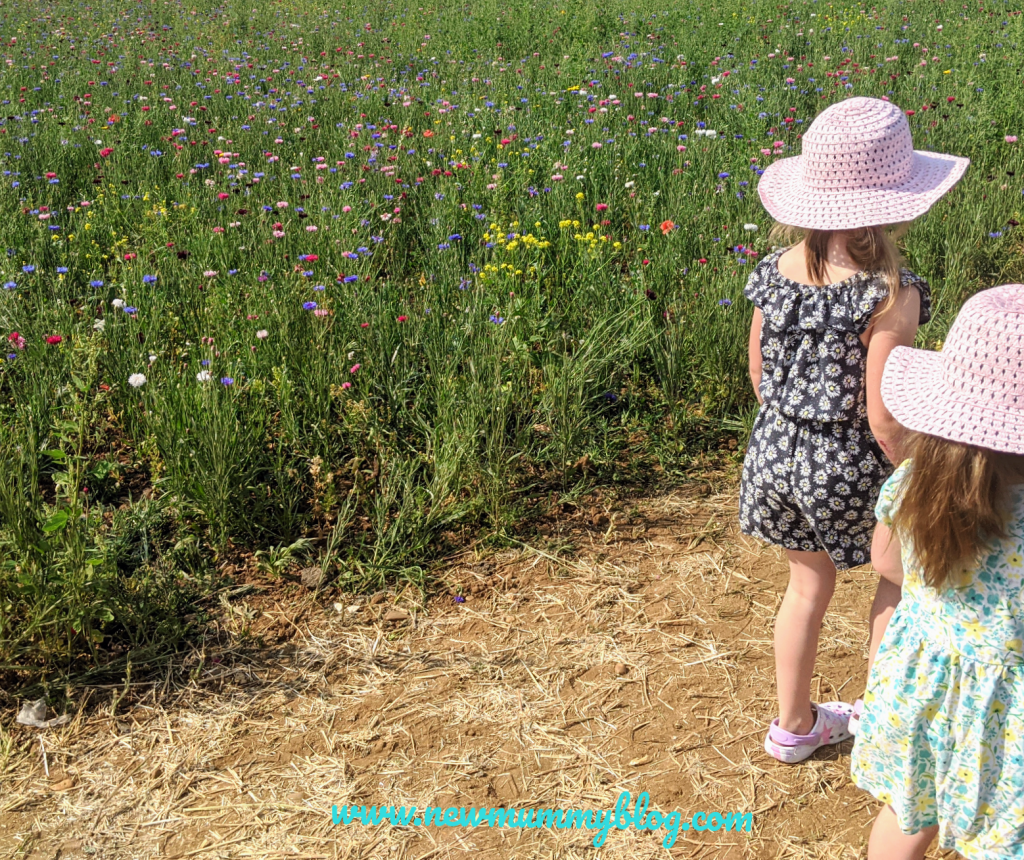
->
[758,96,969,230]
[881,284,1024,454]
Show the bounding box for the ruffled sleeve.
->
[742,253,779,309]
[875,459,912,526]
[847,269,932,333]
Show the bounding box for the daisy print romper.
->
[738,248,931,570]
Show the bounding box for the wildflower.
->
[302,301,318,310]
[1007,136,1019,143]
[454,595,466,604]
[350,364,361,373]
[277,201,289,208]
[22,265,35,274]
[221,377,234,386]
[99,147,114,157]
[718,298,733,307]
[3,281,15,290]
[8,332,26,350]
[196,370,211,382]
[46,335,63,345]
[204,270,218,278]
[744,223,759,232]
[990,231,1004,238]
[143,274,157,284]
[112,298,125,309]
[124,253,137,261]
[90,279,104,288]
[256,330,268,340]
[660,220,675,235]
[397,315,408,323]
[341,381,352,389]
[128,373,146,387]
[489,314,505,325]
[57,267,68,274]
[123,306,138,314]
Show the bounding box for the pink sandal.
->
[848,698,865,737]
[764,702,854,764]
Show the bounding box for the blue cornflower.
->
[314,284,325,291]
[3,281,15,290]
[56,266,68,274]
[22,265,35,274]
[201,359,210,366]
[143,274,157,284]
[717,172,730,179]
[990,231,1004,238]
[303,301,317,310]
[343,275,358,283]
[221,377,234,386]
[719,298,733,307]
[302,270,313,277]
[90,279,104,287]
[447,234,462,241]
[123,306,138,313]
[489,314,505,325]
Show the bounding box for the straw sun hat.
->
[881,284,1024,455]
[757,96,969,230]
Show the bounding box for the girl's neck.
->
[779,236,861,286]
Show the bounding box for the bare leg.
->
[868,805,938,860]
[776,549,837,734]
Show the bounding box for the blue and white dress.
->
[852,461,1024,857]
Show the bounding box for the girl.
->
[741,96,969,763]
[851,284,1024,859]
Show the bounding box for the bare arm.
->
[865,287,920,463]
[870,521,904,587]
[749,307,763,405]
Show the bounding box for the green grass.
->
[2,0,1024,686]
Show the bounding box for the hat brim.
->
[758,150,969,231]
[881,345,1024,454]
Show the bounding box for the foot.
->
[764,701,854,764]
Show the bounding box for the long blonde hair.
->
[768,223,908,312]
[892,432,1020,589]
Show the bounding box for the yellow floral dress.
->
[851,461,1024,857]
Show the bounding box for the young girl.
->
[851,284,1024,859]
[741,96,969,763]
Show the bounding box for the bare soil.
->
[0,477,957,859]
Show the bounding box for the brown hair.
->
[767,223,908,312]
[891,432,1021,589]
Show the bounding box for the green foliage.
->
[1,0,1022,682]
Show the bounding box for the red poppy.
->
[46,335,63,345]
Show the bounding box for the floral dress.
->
[852,462,1024,857]
[739,249,931,569]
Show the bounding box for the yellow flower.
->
[575,192,584,200]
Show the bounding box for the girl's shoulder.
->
[745,251,932,333]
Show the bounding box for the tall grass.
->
[1,0,1023,683]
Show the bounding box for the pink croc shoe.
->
[764,702,854,764]
[848,699,865,737]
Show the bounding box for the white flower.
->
[705,130,718,139]
[576,174,585,181]
[128,373,147,388]
[256,329,268,340]
[112,298,125,309]
[93,319,105,332]
[711,76,721,84]
[744,223,759,232]
[148,354,157,363]
[196,370,211,382]
[624,181,635,188]
[695,128,706,136]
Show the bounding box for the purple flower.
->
[143,274,157,284]
[221,376,234,386]
[303,301,318,310]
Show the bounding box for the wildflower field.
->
[1,0,1023,685]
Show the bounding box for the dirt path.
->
[0,479,956,859]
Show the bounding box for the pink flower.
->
[204,270,218,277]
[46,335,63,345]
[306,225,318,232]
[272,230,285,238]
[341,381,352,390]
[1006,135,1019,143]
[350,363,361,373]
[99,147,113,158]
[397,315,408,323]
[595,203,608,212]
[551,174,564,181]
[276,201,288,209]
[8,331,26,350]
[212,226,225,233]
[342,205,352,213]
[217,193,230,200]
